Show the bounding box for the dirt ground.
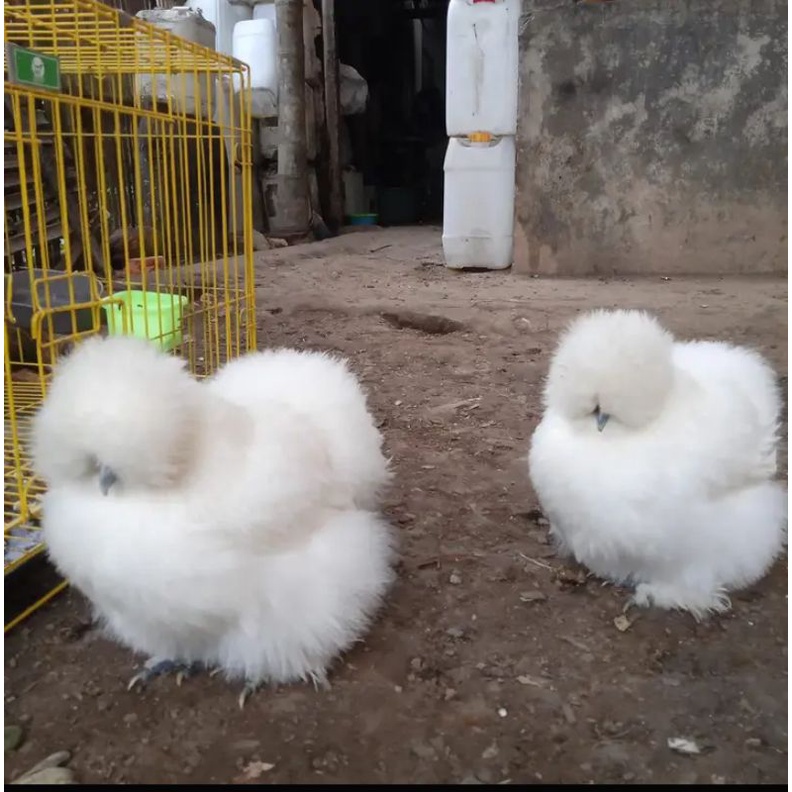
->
[4,227,788,784]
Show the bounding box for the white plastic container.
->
[135,7,217,119]
[185,0,252,57]
[252,0,277,27]
[232,18,278,116]
[442,135,515,270]
[343,169,366,215]
[445,0,520,137]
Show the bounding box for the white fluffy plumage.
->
[31,336,396,694]
[528,309,787,619]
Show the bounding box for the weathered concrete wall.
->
[514,0,787,276]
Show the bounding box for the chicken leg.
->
[623,581,732,621]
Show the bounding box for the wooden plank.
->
[6,213,64,255]
[271,0,311,236]
[5,138,53,147]
[46,101,106,272]
[4,166,77,190]
[7,225,63,255]
[321,0,343,233]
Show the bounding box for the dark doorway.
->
[335,0,448,227]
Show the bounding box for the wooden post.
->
[321,0,344,232]
[272,0,311,237]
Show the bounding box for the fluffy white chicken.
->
[528,309,787,619]
[31,336,396,706]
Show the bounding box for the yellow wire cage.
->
[4,0,257,631]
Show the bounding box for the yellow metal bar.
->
[4,581,70,634]
[4,0,256,631]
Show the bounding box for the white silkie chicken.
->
[31,336,395,706]
[528,309,787,619]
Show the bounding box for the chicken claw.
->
[127,657,197,691]
[622,595,638,615]
[238,680,261,710]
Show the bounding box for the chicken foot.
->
[236,669,330,710]
[127,657,202,691]
[623,581,732,621]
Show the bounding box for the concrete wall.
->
[514,0,787,276]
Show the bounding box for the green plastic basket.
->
[102,290,189,352]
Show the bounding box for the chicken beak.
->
[596,411,610,432]
[99,465,118,496]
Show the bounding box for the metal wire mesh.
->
[4,0,257,630]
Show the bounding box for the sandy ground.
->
[4,227,788,784]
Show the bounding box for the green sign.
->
[6,44,61,92]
